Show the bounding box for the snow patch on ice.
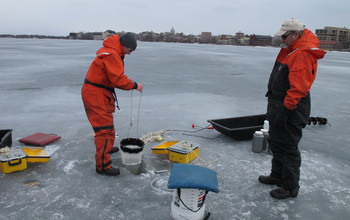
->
[150,176,173,195]
[63,160,78,174]
[45,144,60,156]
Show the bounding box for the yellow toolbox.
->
[168,141,200,164]
[151,141,179,154]
[0,146,27,174]
[22,147,50,163]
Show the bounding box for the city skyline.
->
[1,0,350,37]
[2,24,349,39]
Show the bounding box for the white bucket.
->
[171,188,206,220]
[120,138,144,165]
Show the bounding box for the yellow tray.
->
[151,141,179,154]
[168,141,200,164]
[22,147,50,163]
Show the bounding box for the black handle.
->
[8,158,22,166]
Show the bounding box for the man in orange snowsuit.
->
[82,33,143,176]
[258,19,326,198]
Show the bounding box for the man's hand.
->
[136,83,143,92]
[133,82,143,92]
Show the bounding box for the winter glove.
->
[274,107,293,129]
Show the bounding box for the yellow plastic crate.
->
[151,141,179,155]
[0,146,27,174]
[22,147,50,163]
[168,141,200,164]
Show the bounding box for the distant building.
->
[140,31,160,42]
[170,27,175,36]
[235,32,244,39]
[69,32,79,39]
[239,37,250,46]
[201,32,212,43]
[316,26,349,42]
[92,32,103,40]
[249,35,272,46]
[216,34,235,45]
[315,26,349,50]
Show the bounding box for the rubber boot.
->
[109,147,120,154]
[258,175,282,186]
[96,166,120,176]
[270,186,299,199]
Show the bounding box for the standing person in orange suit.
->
[82,32,143,176]
[259,19,326,198]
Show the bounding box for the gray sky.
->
[1,0,349,36]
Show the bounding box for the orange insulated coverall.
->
[82,35,136,171]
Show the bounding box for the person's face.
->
[281,31,299,48]
[122,46,134,55]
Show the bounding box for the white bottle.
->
[252,131,264,153]
[263,120,269,131]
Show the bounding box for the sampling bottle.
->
[263,120,269,130]
[252,131,265,153]
[262,120,272,154]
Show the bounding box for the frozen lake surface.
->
[0,38,350,219]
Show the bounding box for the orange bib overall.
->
[81,35,136,171]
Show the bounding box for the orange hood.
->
[291,28,326,59]
[96,35,123,56]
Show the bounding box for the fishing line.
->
[128,90,143,137]
[137,91,142,136]
[127,91,133,137]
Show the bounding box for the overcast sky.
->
[1,0,349,36]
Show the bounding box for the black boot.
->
[96,166,120,176]
[109,147,119,154]
[270,187,299,199]
[258,175,282,186]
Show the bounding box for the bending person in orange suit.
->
[82,33,143,176]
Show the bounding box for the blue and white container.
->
[171,188,206,220]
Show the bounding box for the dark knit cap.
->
[120,32,137,51]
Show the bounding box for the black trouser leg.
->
[282,147,301,190]
[269,140,301,190]
[270,144,283,180]
[268,117,304,190]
